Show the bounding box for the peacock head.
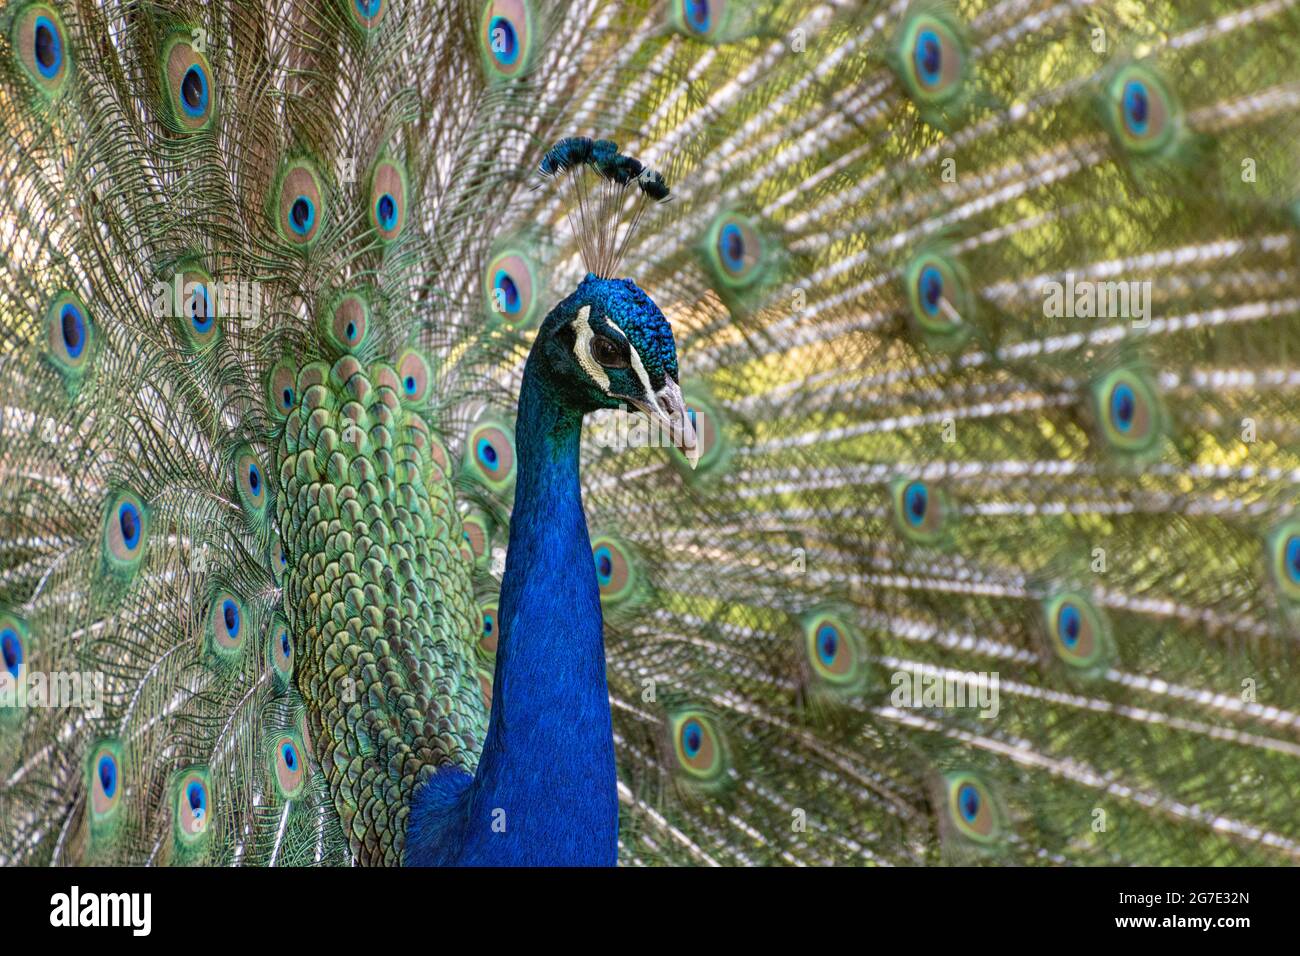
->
[533,273,699,467]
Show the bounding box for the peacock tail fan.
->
[1,0,1300,867]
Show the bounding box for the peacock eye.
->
[590,334,628,369]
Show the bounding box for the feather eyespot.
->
[269,615,293,689]
[943,773,1002,844]
[591,534,637,605]
[395,349,432,405]
[904,251,971,348]
[326,292,370,352]
[1091,368,1163,454]
[234,445,269,520]
[274,160,326,246]
[479,0,534,79]
[161,34,214,131]
[13,4,70,96]
[267,359,298,417]
[709,215,763,288]
[270,733,306,799]
[898,14,965,106]
[45,291,93,382]
[464,420,516,493]
[891,478,952,544]
[1041,592,1113,675]
[87,741,125,828]
[669,711,727,787]
[207,593,247,660]
[103,491,148,578]
[173,768,210,845]
[802,612,866,691]
[484,247,541,326]
[479,601,500,654]
[1105,64,1178,156]
[168,263,221,349]
[369,158,407,242]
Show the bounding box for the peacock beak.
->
[627,377,699,469]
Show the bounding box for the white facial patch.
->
[570,305,610,392]
[604,317,655,403]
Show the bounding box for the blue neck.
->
[449,356,618,865]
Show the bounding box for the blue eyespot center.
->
[684,0,711,32]
[958,783,979,822]
[404,375,417,395]
[289,196,315,235]
[919,266,943,315]
[904,482,928,526]
[682,719,703,758]
[719,223,746,271]
[355,0,382,17]
[187,781,206,813]
[494,271,521,313]
[34,17,60,77]
[376,193,397,230]
[248,464,261,496]
[477,438,498,467]
[489,16,519,65]
[280,631,291,657]
[1110,383,1136,432]
[1058,603,1082,647]
[1285,535,1300,584]
[118,502,141,550]
[60,303,85,357]
[281,742,297,771]
[190,287,213,332]
[915,29,942,86]
[98,755,117,798]
[1122,80,1149,134]
[594,546,613,584]
[816,624,839,666]
[1,628,22,678]
[180,65,208,117]
[483,615,493,636]
[345,321,356,340]
[222,599,240,637]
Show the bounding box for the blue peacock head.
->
[532,273,698,467]
[532,138,698,466]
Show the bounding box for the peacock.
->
[0,0,1298,867]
